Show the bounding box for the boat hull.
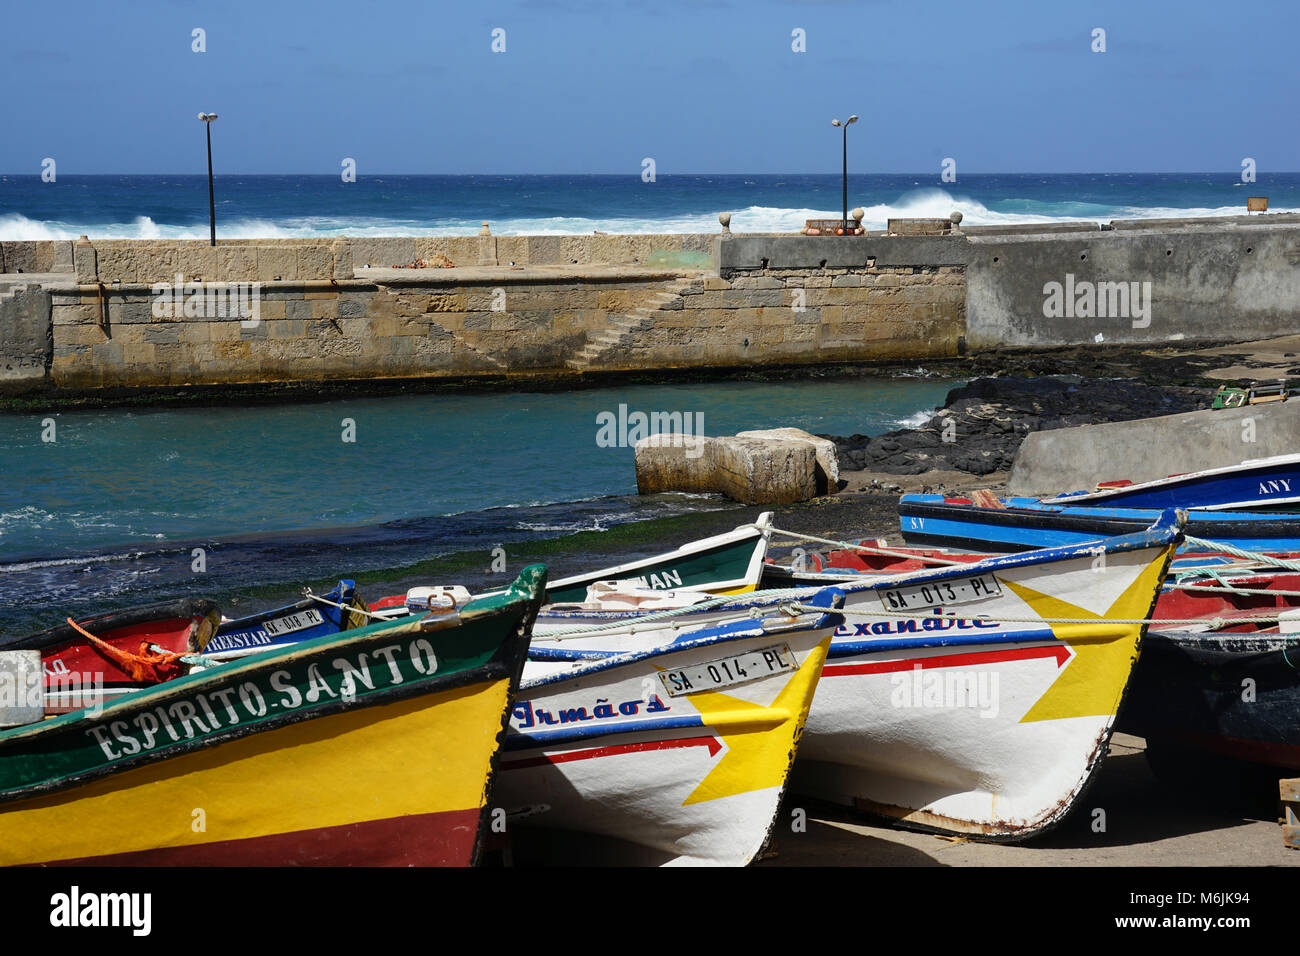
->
[789,535,1174,838]
[1120,631,1300,771]
[899,495,1300,552]
[1044,453,1300,513]
[541,514,772,604]
[205,580,369,657]
[6,599,221,714]
[529,520,1181,839]
[0,566,546,867]
[497,603,839,865]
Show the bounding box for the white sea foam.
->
[892,409,935,430]
[0,551,152,574]
[3,188,1293,240]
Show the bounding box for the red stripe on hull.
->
[823,643,1070,677]
[500,734,722,771]
[1161,729,1300,771]
[42,807,485,867]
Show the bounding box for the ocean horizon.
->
[3,172,1296,241]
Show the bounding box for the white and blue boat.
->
[1043,453,1300,513]
[899,494,1300,553]
[203,580,370,658]
[494,587,845,865]
[522,512,1183,840]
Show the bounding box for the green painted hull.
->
[545,533,764,604]
[0,565,547,801]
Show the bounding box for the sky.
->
[1,0,1296,175]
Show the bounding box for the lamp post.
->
[831,115,858,235]
[198,113,219,246]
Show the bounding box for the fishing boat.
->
[492,587,843,865]
[522,513,1184,840]
[898,493,1300,553]
[767,540,1299,582]
[4,598,222,714]
[795,540,1300,785]
[0,565,546,867]
[519,511,772,605]
[1119,565,1300,774]
[1042,453,1300,513]
[371,512,775,616]
[1122,626,1300,774]
[204,580,371,658]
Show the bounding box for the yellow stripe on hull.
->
[0,678,512,866]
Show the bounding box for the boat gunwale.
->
[0,566,548,805]
[520,589,844,687]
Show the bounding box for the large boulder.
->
[634,433,720,496]
[735,427,839,495]
[634,432,821,505]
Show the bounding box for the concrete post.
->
[52,240,75,274]
[332,238,354,280]
[479,233,498,266]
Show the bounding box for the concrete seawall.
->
[1008,399,1300,495]
[3,213,1299,397]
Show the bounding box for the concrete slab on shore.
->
[1009,397,1300,496]
[761,735,1299,867]
[1172,333,1300,381]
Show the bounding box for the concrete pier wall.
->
[965,224,1300,348]
[0,282,52,393]
[0,233,721,282]
[3,213,1300,397]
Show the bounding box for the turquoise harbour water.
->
[0,376,957,634]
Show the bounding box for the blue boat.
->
[1043,453,1300,513]
[899,494,1300,553]
[204,580,370,657]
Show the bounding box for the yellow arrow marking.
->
[678,635,831,805]
[1005,547,1171,723]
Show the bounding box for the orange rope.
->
[65,617,188,684]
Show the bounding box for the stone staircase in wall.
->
[566,277,695,370]
[0,280,39,303]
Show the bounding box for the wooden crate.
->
[1281,778,1300,849]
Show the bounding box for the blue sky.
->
[2,0,1296,174]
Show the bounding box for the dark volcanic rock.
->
[820,376,1212,477]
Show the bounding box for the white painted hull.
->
[496,607,839,865]
[525,520,1180,839]
[795,542,1172,837]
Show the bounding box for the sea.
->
[2,172,1297,239]
[2,171,1292,635]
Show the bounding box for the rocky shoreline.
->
[821,375,1216,497]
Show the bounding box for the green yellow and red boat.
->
[0,566,547,867]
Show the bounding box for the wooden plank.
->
[1283,825,1300,850]
[1279,777,1300,802]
